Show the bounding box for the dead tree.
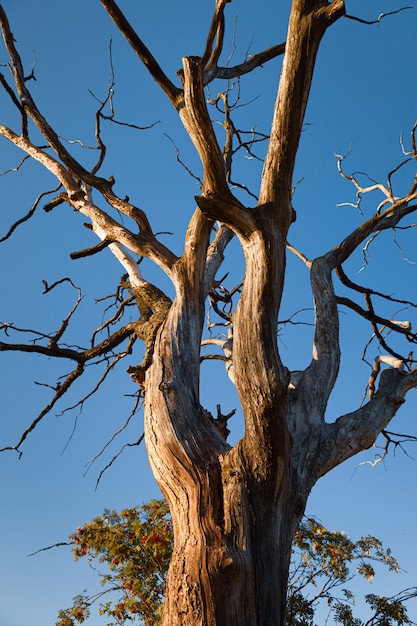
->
[1,2,417,625]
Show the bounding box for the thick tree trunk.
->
[159,478,299,626]
[144,218,300,625]
[145,353,300,625]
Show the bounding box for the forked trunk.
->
[144,275,302,625]
[141,4,349,624]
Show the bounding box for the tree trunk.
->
[144,211,300,625]
[145,342,300,625]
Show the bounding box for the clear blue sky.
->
[1,1,416,624]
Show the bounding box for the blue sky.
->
[1,1,417,624]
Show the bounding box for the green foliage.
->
[56,594,90,626]
[56,500,172,626]
[289,518,415,626]
[56,503,416,626]
[364,591,415,625]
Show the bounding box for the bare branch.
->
[43,192,67,212]
[300,257,340,418]
[70,187,178,276]
[70,237,115,260]
[83,391,142,478]
[0,318,138,363]
[179,56,229,196]
[58,342,136,419]
[278,309,314,335]
[91,294,135,348]
[344,6,412,26]
[318,363,417,478]
[329,143,417,269]
[83,322,139,361]
[87,39,160,176]
[208,85,266,200]
[0,362,85,456]
[95,433,145,488]
[0,35,178,282]
[0,183,61,243]
[0,7,108,187]
[354,428,417,473]
[204,42,286,84]
[0,339,84,362]
[28,541,73,558]
[335,150,395,213]
[258,1,345,220]
[336,265,417,362]
[286,242,311,267]
[0,312,142,455]
[328,196,417,268]
[336,264,417,309]
[0,68,27,135]
[0,153,30,175]
[201,0,229,72]
[45,279,83,349]
[0,124,77,190]
[392,226,417,264]
[163,133,203,187]
[99,0,181,107]
[205,223,235,292]
[98,112,160,132]
[337,296,416,348]
[42,277,78,294]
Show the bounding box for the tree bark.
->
[145,318,299,625]
[144,199,297,624]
